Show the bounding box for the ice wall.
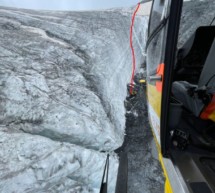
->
[0,6,148,192]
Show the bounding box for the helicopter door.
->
[146,0,169,144]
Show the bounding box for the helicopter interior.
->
[170,25,215,151]
[166,24,215,192]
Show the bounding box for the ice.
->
[0,6,148,192]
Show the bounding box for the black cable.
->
[99,154,110,193]
[210,15,215,26]
[206,74,215,87]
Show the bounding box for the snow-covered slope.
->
[0,7,148,192]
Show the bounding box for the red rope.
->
[129,3,141,95]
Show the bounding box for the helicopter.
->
[143,0,215,192]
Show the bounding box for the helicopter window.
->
[174,0,215,84]
[148,0,165,36]
[178,0,215,48]
[147,29,165,76]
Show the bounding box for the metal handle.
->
[148,75,162,81]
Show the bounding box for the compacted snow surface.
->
[0,6,147,193]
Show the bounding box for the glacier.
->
[0,6,148,192]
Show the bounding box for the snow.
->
[0,129,119,193]
[0,6,148,192]
[22,25,72,48]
